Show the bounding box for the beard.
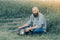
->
[33,13,38,17]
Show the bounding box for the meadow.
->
[0,0,60,40]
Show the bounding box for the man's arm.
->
[18,23,28,30]
[18,15,32,30]
[25,26,37,32]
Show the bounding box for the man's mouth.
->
[33,13,38,17]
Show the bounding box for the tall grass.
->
[0,1,60,34]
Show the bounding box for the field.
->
[0,0,60,40]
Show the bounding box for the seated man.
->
[18,7,46,35]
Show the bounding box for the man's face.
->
[32,8,39,17]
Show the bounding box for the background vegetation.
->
[0,0,60,40]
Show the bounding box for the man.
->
[18,7,46,35]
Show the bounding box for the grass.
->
[0,17,60,40]
[0,29,60,40]
[0,0,60,40]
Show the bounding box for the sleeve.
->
[26,15,33,26]
[35,15,46,29]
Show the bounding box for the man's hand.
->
[18,27,22,30]
[25,28,31,32]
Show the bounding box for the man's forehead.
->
[32,7,39,10]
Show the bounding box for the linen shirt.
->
[27,13,46,30]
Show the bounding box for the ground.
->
[0,18,60,40]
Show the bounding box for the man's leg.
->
[31,28,45,34]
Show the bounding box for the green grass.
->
[0,17,60,40]
[0,29,60,40]
[0,1,60,40]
